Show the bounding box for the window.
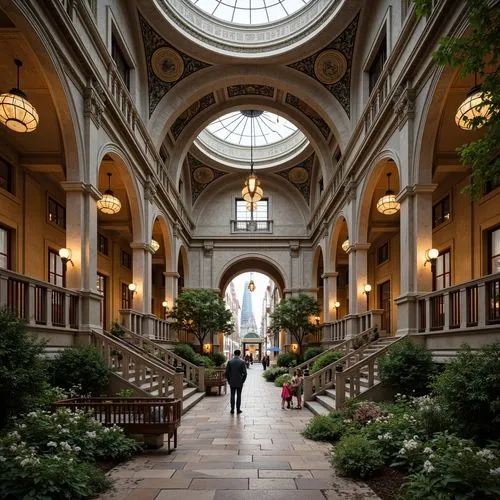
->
[48,197,66,229]
[369,35,387,94]
[0,226,11,269]
[121,283,131,309]
[488,227,500,274]
[121,250,132,269]
[97,233,108,256]
[377,241,389,265]
[236,198,268,221]
[112,34,130,89]
[319,178,324,195]
[48,249,64,287]
[433,249,451,291]
[0,157,13,194]
[432,196,450,228]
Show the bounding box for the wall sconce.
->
[128,283,137,295]
[425,248,439,273]
[58,248,73,266]
[290,343,298,352]
[203,343,212,354]
[334,301,340,320]
[363,284,372,310]
[315,315,320,325]
[162,300,168,319]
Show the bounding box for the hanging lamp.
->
[248,279,256,292]
[0,59,39,133]
[341,239,350,252]
[151,239,160,253]
[97,172,121,214]
[241,111,263,208]
[455,73,491,130]
[376,172,400,215]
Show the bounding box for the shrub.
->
[310,351,343,373]
[274,374,293,387]
[195,354,215,367]
[115,388,135,397]
[211,351,226,366]
[110,321,125,338]
[303,346,325,361]
[262,366,288,382]
[332,433,385,478]
[351,402,383,424]
[431,342,500,443]
[276,352,296,367]
[378,339,434,395]
[303,413,359,442]
[32,383,69,411]
[402,432,500,499]
[173,343,198,364]
[50,346,110,396]
[0,310,47,428]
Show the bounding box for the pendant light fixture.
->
[97,172,121,215]
[455,73,491,130]
[151,239,160,253]
[248,279,256,292]
[376,172,400,215]
[241,110,263,209]
[341,239,350,252]
[0,59,39,133]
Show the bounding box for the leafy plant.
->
[332,433,385,478]
[378,339,434,395]
[431,342,500,443]
[110,321,125,338]
[0,309,47,428]
[276,352,296,367]
[303,346,325,361]
[351,402,383,424]
[173,343,198,364]
[211,351,226,367]
[274,373,292,387]
[195,354,215,367]
[414,0,500,198]
[50,345,110,396]
[32,383,69,411]
[310,351,343,374]
[115,388,135,397]
[262,366,288,382]
[169,289,234,347]
[270,294,320,356]
[303,413,359,442]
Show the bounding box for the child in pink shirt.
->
[281,381,293,409]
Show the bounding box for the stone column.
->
[322,272,339,322]
[163,271,180,306]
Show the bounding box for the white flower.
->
[47,441,57,448]
[9,445,17,452]
[0,457,6,462]
[73,446,81,452]
[8,431,20,440]
[490,467,500,476]
[85,431,97,438]
[60,428,70,434]
[59,442,72,452]
[423,460,435,473]
[20,458,32,467]
[26,412,38,418]
[423,447,433,454]
[477,449,495,461]
[402,439,419,451]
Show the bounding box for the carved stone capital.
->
[289,240,300,257]
[393,83,416,129]
[203,240,214,257]
[144,177,157,202]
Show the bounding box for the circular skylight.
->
[206,111,298,146]
[188,0,313,25]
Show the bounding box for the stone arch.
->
[2,2,84,181]
[356,150,402,244]
[150,210,174,273]
[329,213,349,270]
[217,254,287,298]
[312,245,325,288]
[177,245,189,290]
[96,144,144,242]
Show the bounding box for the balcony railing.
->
[230,220,273,233]
[0,269,80,330]
[418,273,500,333]
[322,309,384,344]
[119,309,176,343]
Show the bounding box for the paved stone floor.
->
[99,364,380,500]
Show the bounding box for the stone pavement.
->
[99,363,380,500]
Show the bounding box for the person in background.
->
[291,368,304,409]
[225,349,247,414]
[262,354,268,371]
[281,380,293,409]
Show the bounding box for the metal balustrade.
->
[230,220,273,233]
[0,269,80,330]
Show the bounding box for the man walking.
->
[225,349,247,414]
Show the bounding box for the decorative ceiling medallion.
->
[289,167,309,184]
[314,50,347,85]
[151,47,185,82]
[193,166,215,184]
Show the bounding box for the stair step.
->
[182,391,205,414]
[304,400,330,416]
[325,389,336,399]
[315,394,336,412]
[182,386,199,399]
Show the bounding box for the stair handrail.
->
[335,334,408,409]
[292,327,378,375]
[91,330,184,400]
[111,327,203,391]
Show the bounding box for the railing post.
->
[64,292,71,328]
[303,371,313,402]
[477,282,486,327]
[27,283,36,325]
[46,289,53,327]
[443,292,450,330]
[459,287,468,329]
[0,274,8,307]
[174,367,184,407]
[198,364,205,392]
[335,372,345,410]
[425,297,431,333]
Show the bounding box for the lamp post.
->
[364,284,372,310]
[162,300,168,320]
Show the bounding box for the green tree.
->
[414,0,500,198]
[0,310,47,428]
[269,293,320,356]
[169,289,234,348]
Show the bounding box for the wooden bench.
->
[52,397,181,451]
[204,368,227,395]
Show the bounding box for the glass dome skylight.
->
[188,0,312,25]
[206,111,297,146]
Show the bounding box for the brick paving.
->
[99,364,380,500]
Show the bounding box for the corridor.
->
[101,364,379,500]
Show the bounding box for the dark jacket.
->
[225,356,247,388]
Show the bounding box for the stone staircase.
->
[91,330,205,414]
[303,332,405,415]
